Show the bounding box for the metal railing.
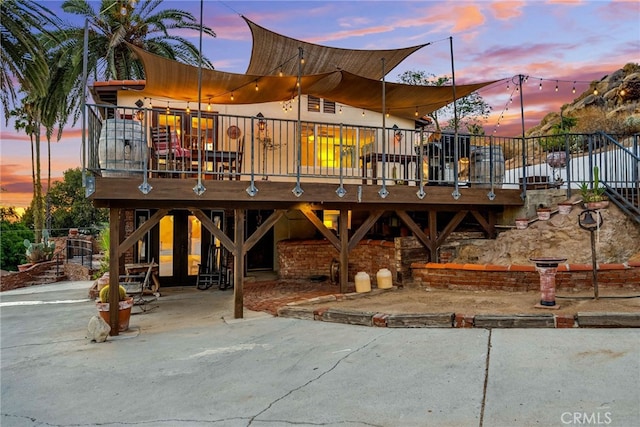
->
[85,103,639,204]
[66,238,94,267]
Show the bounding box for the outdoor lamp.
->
[257,112,266,131]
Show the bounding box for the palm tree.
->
[0,0,59,120]
[59,0,216,83]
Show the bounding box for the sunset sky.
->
[1,0,638,209]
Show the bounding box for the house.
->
[85,18,639,334]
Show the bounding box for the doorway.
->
[157,211,202,286]
[246,209,274,271]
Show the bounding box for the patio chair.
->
[120,259,158,312]
[196,245,232,290]
[151,126,191,174]
[218,136,244,180]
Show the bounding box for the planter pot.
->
[17,263,34,272]
[537,208,552,221]
[69,228,79,237]
[558,203,573,215]
[515,218,529,230]
[585,200,609,210]
[96,297,133,332]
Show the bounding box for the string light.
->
[207,98,211,111]
[555,80,559,92]
[572,82,576,93]
[279,67,283,77]
[231,92,234,101]
[186,102,190,114]
[593,88,598,95]
[255,81,259,91]
[166,101,170,114]
[339,106,343,114]
[414,107,419,117]
[539,79,543,90]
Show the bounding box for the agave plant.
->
[579,166,608,202]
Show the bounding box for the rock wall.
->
[452,203,640,266]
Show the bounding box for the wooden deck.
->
[90,177,523,210]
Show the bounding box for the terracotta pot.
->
[558,203,573,215]
[585,200,609,210]
[515,218,529,230]
[17,263,34,272]
[96,297,133,332]
[537,208,551,221]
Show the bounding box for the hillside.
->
[527,63,640,137]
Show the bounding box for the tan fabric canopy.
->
[243,17,428,79]
[127,19,497,121]
[307,71,497,120]
[131,45,335,104]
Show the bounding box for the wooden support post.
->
[428,210,438,262]
[108,208,120,335]
[339,209,349,293]
[233,209,245,318]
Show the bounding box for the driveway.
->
[1,281,639,426]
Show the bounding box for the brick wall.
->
[277,239,396,285]
[410,262,640,291]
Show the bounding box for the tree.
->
[0,209,34,271]
[58,0,216,84]
[398,70,492,133]
[45,168,109,237]
[0,0,59,120]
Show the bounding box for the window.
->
[301,124,375,168]
[323,100,336,114]
[307,96,321,112]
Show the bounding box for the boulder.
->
[87,315,110,343]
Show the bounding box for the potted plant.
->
[579,166,609,209]
[96,284,133,332]
[23,231,56,264]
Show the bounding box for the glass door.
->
[158,211,202,285]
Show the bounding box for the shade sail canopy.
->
[131,45,335,104]
[307,71,497,120]
[243,17,428,80]
[126,18,498,121]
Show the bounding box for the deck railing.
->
[86,103,638,204]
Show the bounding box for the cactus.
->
[99,285,127,303]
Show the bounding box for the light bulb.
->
[186,102,190,114]
[231,92,234,101]
[255,82,259,91]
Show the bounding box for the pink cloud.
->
[488,1,526,20]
